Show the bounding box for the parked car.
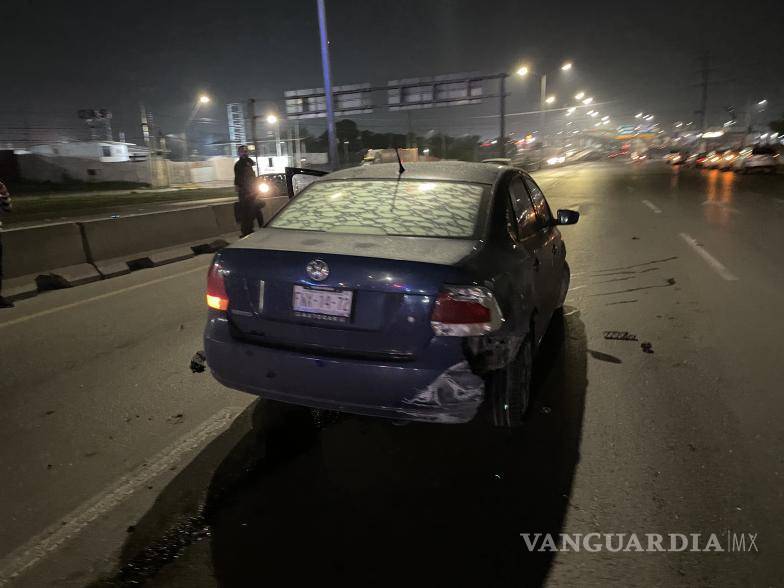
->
[703,150,725,169]
[204,162,579,428]
[732,145,779,173]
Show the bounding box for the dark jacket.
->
[233,157,257,193]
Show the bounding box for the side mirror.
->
[555,209,580,225]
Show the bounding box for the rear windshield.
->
[269,179,486,238]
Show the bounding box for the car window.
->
[269,179,487,238]
[508,176,538,239]
[523,176,552,228]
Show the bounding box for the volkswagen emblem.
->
[306,259,329,281]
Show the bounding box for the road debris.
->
[641,342,654,354]
[189,351,206,373]
[603,331,638,341]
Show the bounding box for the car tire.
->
[488,331,534,428]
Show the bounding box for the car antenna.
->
[395,147,405,175]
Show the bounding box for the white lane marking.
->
[701,200,740,214]
[0,264,209,331]
[0,408,239,585]
[569,285,587,291]
[641,200,662,214]
[679,233,738,281]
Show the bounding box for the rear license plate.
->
[292,285,353,319]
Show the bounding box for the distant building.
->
[226,103,247,155]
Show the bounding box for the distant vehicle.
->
[732,145,779,173]
[362,148,419,165]
[204,161,580,428]
[256,172,287,197]
[630,151,647,161]
[664,150,682,164]
[703,150,726,169]
[666,150,688,165]
[717,149,739,171]
[687,152,708,167]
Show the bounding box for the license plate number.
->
[292,285,353,318]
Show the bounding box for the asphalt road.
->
[1,161,782,587]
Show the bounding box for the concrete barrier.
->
[211,196,289,237]
[1,222,100,298]
[81,207,224,277]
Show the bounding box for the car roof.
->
[323,161,509,185]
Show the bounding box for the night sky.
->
[1,0,781,145]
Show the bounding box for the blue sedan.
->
[204,161,578,427]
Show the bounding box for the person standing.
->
[0,179,12,308]
[233,145,264,237]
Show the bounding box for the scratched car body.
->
[203,161,579,427]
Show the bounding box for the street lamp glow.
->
[675,121,683,128]
[561,62,573,71]
[582,97,593,105]
[266,114,278,125]
[545,95,556,104]
[198,95,210,104]
[566,107,576,115]
[601,115,609,121]
[516,65,529,77]
[574,91,585,100]
[590,111,599,118]
[635,112,643,119]
[758,99,768,106]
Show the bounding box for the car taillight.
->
[431,286,503,337]
[206,262,229,311]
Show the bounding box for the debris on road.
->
[540,406,552,415]
[166,413,184,424]
[189,351,206,373]
[641,342,654,354]
[603,331,638,341]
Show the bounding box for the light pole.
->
[266,114,281,158]
[316,0,338,170]
[183,94,210,161]
[516,61,572,143]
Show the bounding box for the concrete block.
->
[1,222,100,295]
[81,206,221,275]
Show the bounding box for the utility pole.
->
[539,73,547,143]
[697,54,710,132]
[499,74,507,158]
[316,0,338,170]
[247,98,261,174]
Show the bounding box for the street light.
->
[514,60,574,140]
[582,97,593,105]
[183,93,211,160]
[266,114,282,157]
[574,91,585,100]
[758,99,768,106]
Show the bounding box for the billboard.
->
[285,83,373,119]
[387,72,483,110]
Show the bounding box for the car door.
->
[507,174,551,342]
[522,174,563,317]
[285,167,328,198]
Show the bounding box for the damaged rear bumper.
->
[204,316,485,424]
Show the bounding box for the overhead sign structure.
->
[285,83,373,119]
[387,72,483,110]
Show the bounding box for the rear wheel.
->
[488,332,534,428]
